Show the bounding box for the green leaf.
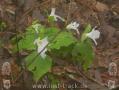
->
[26,25,40,35]
[39,27,59,40]
[48,16,55,22]
[51,44,74,59]
[16,33,36,51]
[13,21,59,52]
[81,24,92,42]
[72,40,94,70]
[49,31,77,49]
[25,51,52,81]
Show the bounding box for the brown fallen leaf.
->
[51,66,65,75]
[95,70,103,82]
[11,60,21,79]
[75,0,109,12]
[95,2,109,12]
[64,65,78,74]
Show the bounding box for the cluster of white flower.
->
[50,8,100,45]
[33,8,101,59]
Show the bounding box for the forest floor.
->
[0,0,119,90]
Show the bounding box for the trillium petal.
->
[93,38,97,45]
[34,37,49,58]
[56,15,65,22]
[40,48,47,59]
[66,22,80,35]
[86,27,100,45]
[37,37,48,53]
[76,29,80,35]
[50,8,55,15]
[50,8,65,21]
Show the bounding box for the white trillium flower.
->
[86,27,100,45]
[40,48,47,59]
[50,8,65,22]
[66,22,80,35]
[32,24,41,33]
[34,37,49,59]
